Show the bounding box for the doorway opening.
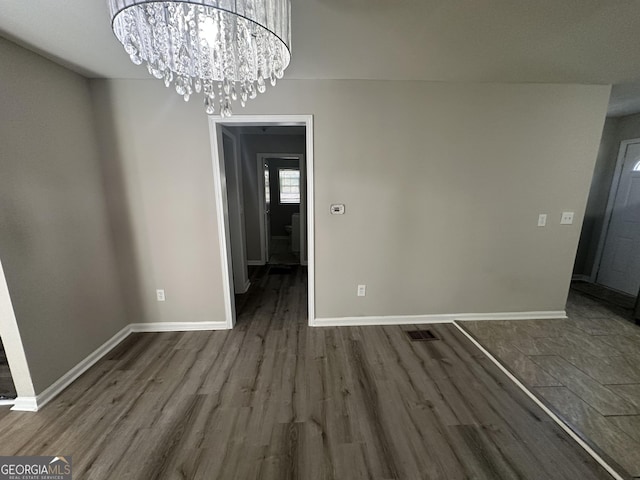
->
[592,138,640,297]
[573,127,640,321]
[257,153,306,266]
[209,116,315,328]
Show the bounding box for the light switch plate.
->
[156,289,166,302]
[357,285,366,297]
[538,214,547,227]
[560,212,574,225]
[331,204,345,215]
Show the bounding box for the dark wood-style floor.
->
[0,268,613,479]
[462,289,640,479]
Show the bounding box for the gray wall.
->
[0,38,128,394]
[616,113,640,142]
[233,133,306,262]
[0,37,610,397]
[89,80,227,326]
[91,79,609,319]
[574,112,640,278]
[0,257,34,397]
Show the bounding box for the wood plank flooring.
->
[0,269,613,479]
[462,290,640,479]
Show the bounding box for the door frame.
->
[591,138,640,283]
[257,153,307,266]
[208,115,315,328]
[221,127,251,294]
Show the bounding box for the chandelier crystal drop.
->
[108,0,291,116]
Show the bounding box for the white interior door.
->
[597,141,640,295]
[222,128,250,293]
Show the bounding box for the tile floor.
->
[461,289,640,478]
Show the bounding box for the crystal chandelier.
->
[108,0,291,116]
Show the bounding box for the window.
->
[634,160,640,172]
[279,168,300,204]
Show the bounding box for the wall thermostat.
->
[330,204,345,215]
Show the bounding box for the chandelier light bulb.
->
[199,16,219,46]
[107,0,291,116]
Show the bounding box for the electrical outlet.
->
[538,214,547,227]
[357,285,366,297]
[156,289,165,302]
[560,212,574,225]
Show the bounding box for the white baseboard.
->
[572,274,591,282]
[457,310,567,321]
[247,260,265,266]
[11,396,38,412]
[0,399,15,407]
[12,321,229,412]
[130,321,229,332]
[24,325,133,411]
[312,310,567,327]
[313,314,457,327]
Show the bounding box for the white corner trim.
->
[208,119,236,329]
[452,322,624,480]
[312,310,567,327]
[11,396,37,412]
[30,324,133,411]
[130,322,229,332]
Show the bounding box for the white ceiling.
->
[3,1,640,114]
